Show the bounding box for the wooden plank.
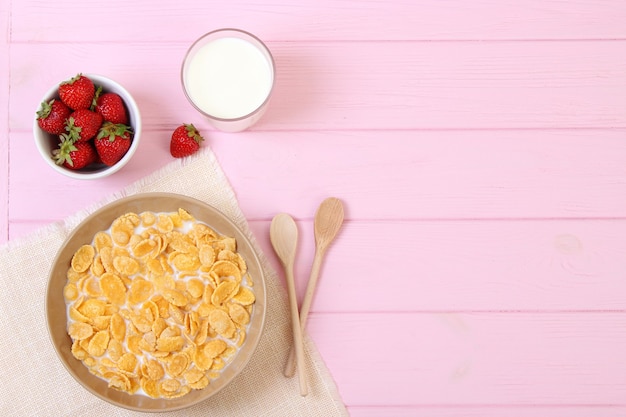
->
[349,406,626,417]
[8,41,626,131]
[248,219,626,311]
[10,0,626,42]
[284,219,626,311]
[0,3,10,244]
[307,312,626,406]
[209,129,626,220]
[9,129,626,223]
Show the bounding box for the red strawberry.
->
[170,124,204,158]
[95,122,133,166]
[59,74,95,110]
[36,99,71,135]
[52,134,98,170]
[65,109,103,142]
[93,87,128,124]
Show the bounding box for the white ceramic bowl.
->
[33,74,142,180]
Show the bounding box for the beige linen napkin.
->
[0,147,349,417]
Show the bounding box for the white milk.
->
[184,37,273,119]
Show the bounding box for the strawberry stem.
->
[64,117,81,143]
[52,134,78,167]
[97,122,133,141]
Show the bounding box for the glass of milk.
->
[181,29,275,132]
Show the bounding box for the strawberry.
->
[93,87,128,124]
[59,73,95,110]
[95,122,133,166]
[36,99,71,135]
[65,109,103,142]
[170,124,204,158]
[52,134,98,170]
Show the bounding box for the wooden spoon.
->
[284,197,345,377]
[270,213,308,396]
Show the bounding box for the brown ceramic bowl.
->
[45,193,266,412]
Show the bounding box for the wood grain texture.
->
[10,0,626,41]
[3,0,626,415]
[349,407,626,417]
[8,41,626,131]
[0,5,9,243]
[308,312,626,405]
[8,130,626,223]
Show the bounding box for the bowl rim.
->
[33,73,142,180]
[45,192,267,412]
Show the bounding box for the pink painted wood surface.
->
[3,0,626,415]
[308,313,626,404]
[8,42,626,131]
[9,0,626,41]
[9,130,626,221]
[0,3,9,243]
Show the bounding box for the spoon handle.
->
[284,247,324,377]
[284,262,309,396]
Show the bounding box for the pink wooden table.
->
[2,1,626,415]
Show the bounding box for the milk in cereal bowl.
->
[45,193,267,412]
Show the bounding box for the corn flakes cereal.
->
[208,309,236,339]
[167,353,189,377]
[186,279,205,299]
[113,255,140,276]
[63,283,78,301]
[66,268,85,284]
[128,278,154,305]
[198,245,216,267]
[188,375,210,390]
[171,253,201,272]
[78,298,106,318]
[152,317,168,337]
[143,359,165,381]
[156,214,174,233]
[110,312,126,341]
[91,256,105,277]
[64,209,256,399]
[183,367,204,384]
[157,335,185,353]
[210,280,239,307]
[228,303,250,326]
[133,239,157,258]
[94,231,113,252]
[203,339,227,359]
[100,273,127,305]
[210,260,242,282]
[87,330,110,357]
[71,245,95,273]
[140,211,157,227]
[68,321,94,340]
[168,303,185,325]
[140,378,160,398]
[211,357,225,371]
[118,352,139,373]
[92,315,111,331]
[168,232,196,254]
[232,287,256,306]
[107,372,132,392]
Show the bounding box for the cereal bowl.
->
[45,193,266,412]
[33,73,142,180]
